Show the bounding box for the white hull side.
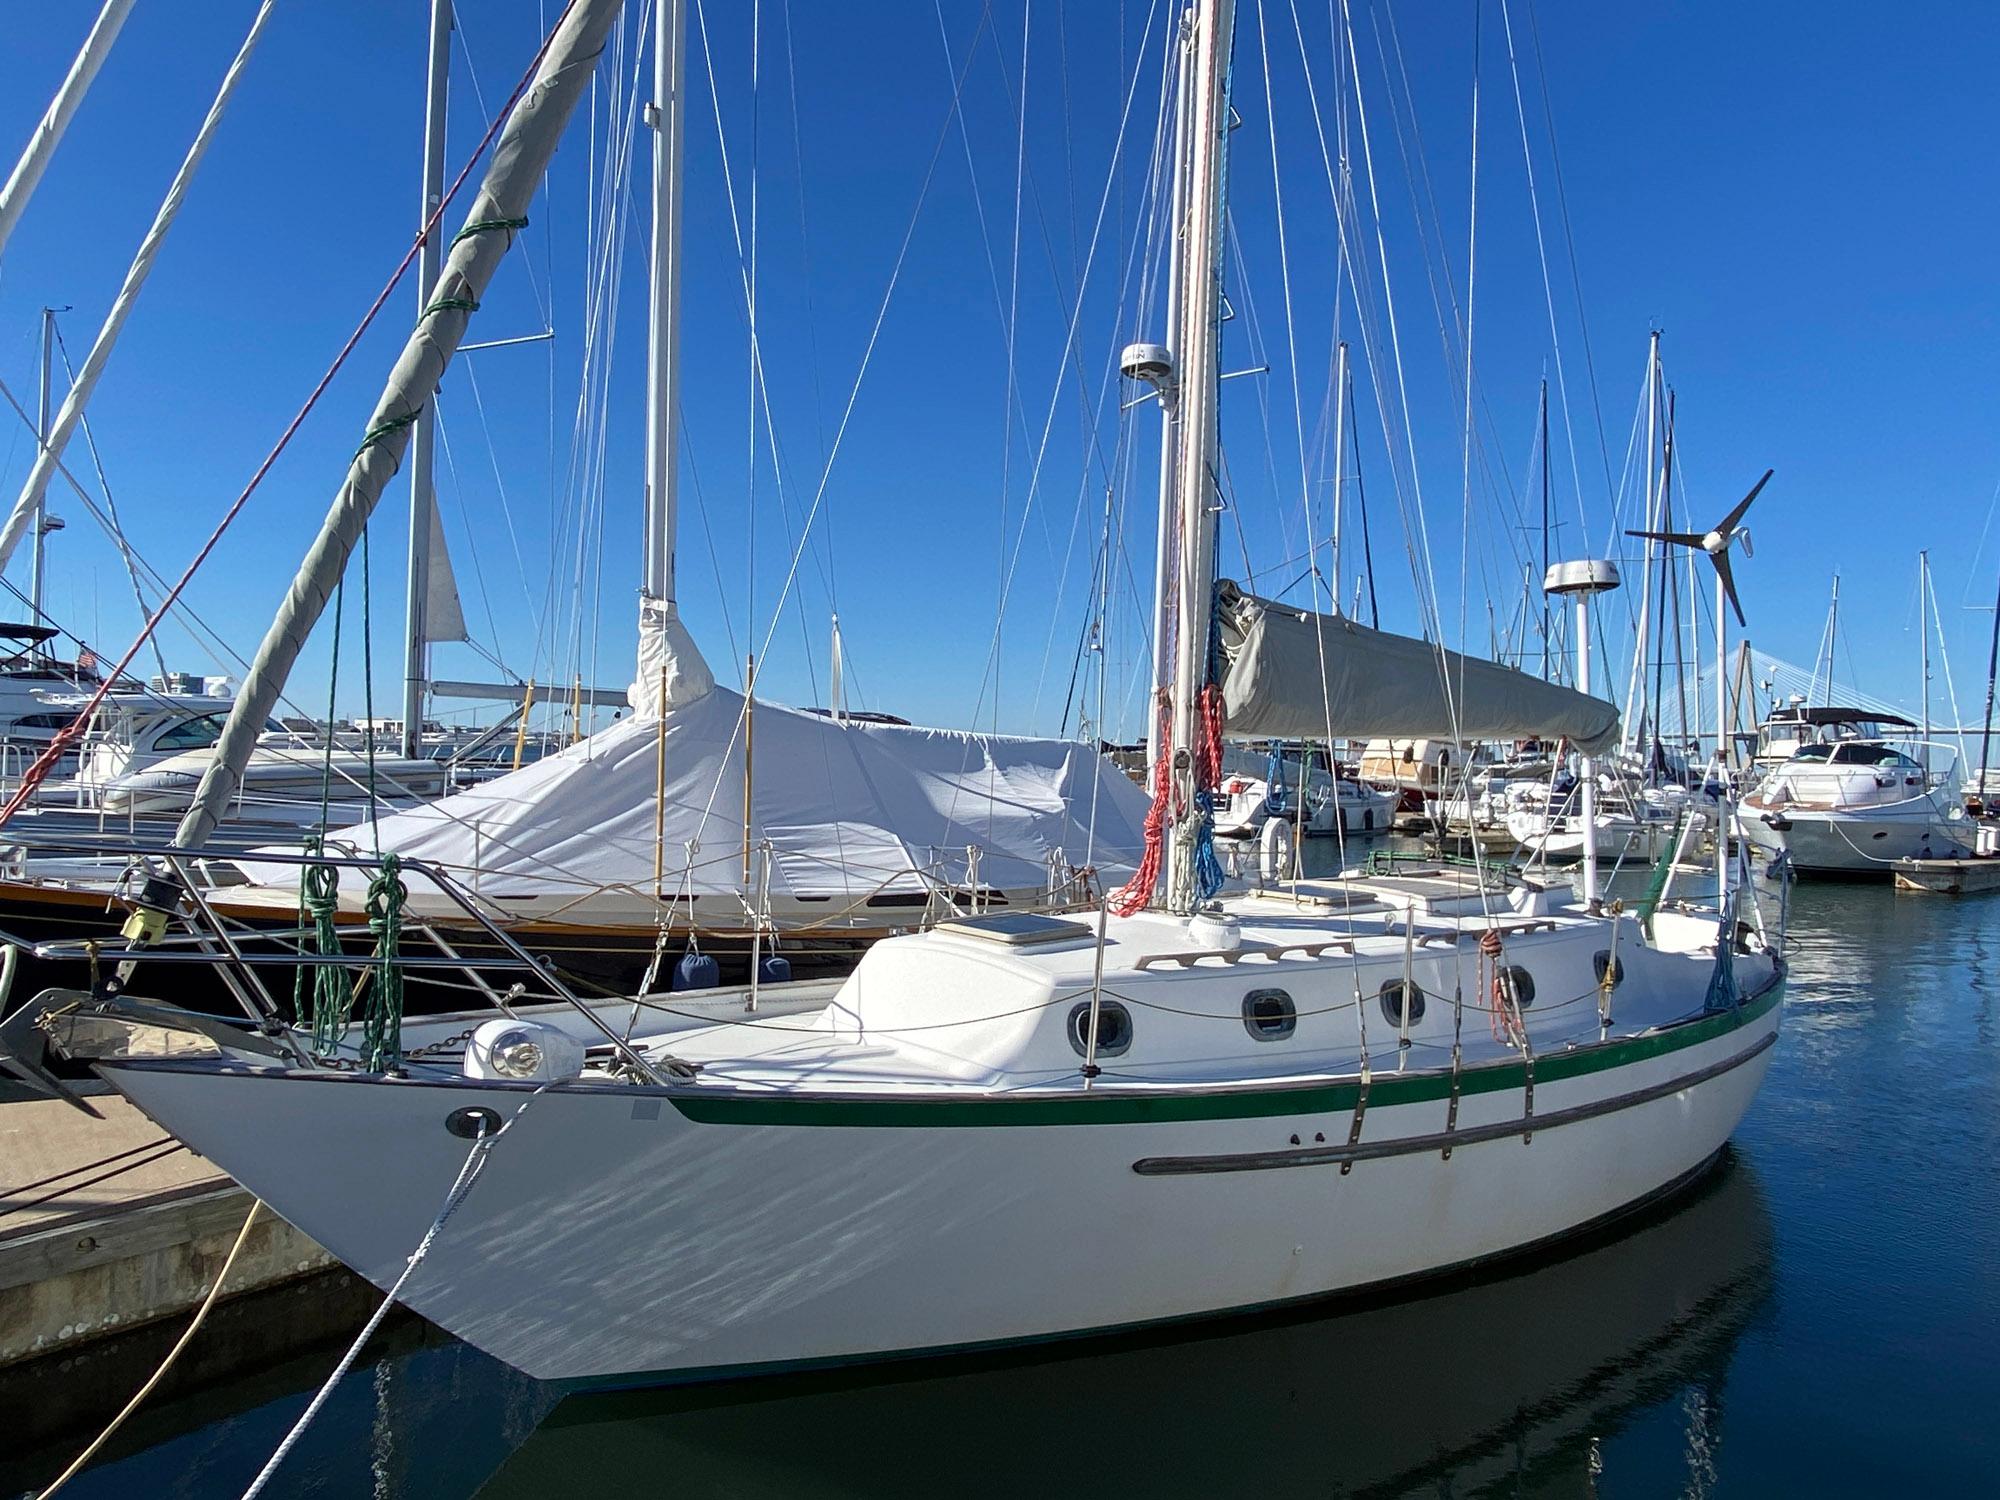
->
[105,993,1779,1385]
[1740,807,1960,874]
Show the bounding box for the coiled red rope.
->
[1108,693,1173,917]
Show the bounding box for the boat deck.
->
[588,888,1744,1097]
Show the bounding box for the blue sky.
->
[0,2,1995,746]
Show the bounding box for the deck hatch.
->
[935,912,1094,947]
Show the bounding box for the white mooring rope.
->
[238,1089,543,1499]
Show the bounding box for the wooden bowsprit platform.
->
[1892,855,2000,895]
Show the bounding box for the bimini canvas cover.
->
[1216,581,1621,754]
[247,686,1148,908]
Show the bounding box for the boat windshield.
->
[1828,744,1918,768]
[1789,745,1834,762]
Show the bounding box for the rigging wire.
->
[673,4,1004,860]
[1522,0,1617,510]
[965,0,1163,737]
[1496,0,1593,551]
[49,321,166,680]
[0,0,587,826]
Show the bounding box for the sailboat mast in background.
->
[32,307,57,625]
[401,0,454,759]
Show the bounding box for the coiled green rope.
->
[299,839,350,1055]
[363,854,407,1072]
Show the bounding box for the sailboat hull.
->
[101,980,1780,1386]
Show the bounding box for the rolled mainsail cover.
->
[172,0,625,853]
[1215,581,1621,753]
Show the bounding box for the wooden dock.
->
[0,1091,334,1366]
[1892,855,2000,895]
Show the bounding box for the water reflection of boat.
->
[478,1152,1774,1499]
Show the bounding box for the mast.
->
[629,0,710,719]
[1713,552,1729,914]
[1163,0,1236,915]
[1146,14,1196,772]
[1538,377,1549,679]
[1622,332,1659,753]
[1329,340,1348,610]
[1658,391,1681,760]
[1546,560,1619,906]
[1350,363,1378,627]
[31,309,54,627]
[643,0,686,614]
[174,0,630,853]
[1978,570,2000,814]
[0,0,138,260]
[1919,551,1931,774]
[401,0,453,760]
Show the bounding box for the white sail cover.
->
[249,688,1148,908]
[628,595,713,716]
[1216,581,1621,753]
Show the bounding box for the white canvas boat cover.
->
[1216,581,1621,754]
[246,686,1149,908]
[628,596,713,717]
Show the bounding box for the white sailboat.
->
[16,0,1784,1391]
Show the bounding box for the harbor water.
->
[6,865,1997,1496]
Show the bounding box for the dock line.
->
[238,1082,548,1499]
[35,1199,263,1500]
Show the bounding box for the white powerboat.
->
[1214,746,1399,839]
[1739,739,1969,875]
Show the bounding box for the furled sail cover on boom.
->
[1215,581,1621,753]
[245,685,1147,908]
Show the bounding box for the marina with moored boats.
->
[1,1,1996,1495]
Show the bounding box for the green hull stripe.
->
[666,981,1783,1128]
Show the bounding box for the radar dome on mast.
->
[1120,342,1177,399]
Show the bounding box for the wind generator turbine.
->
[1627,469,1773,926]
